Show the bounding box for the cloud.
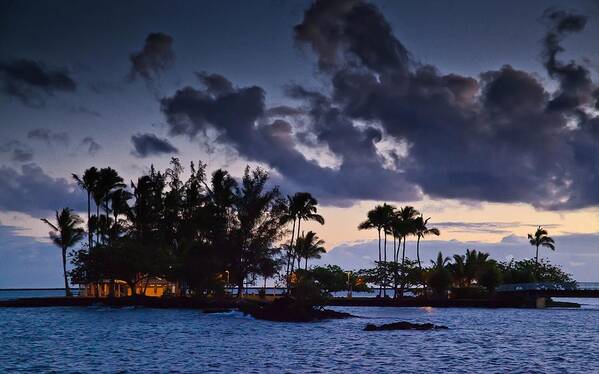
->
[160,73,420,205]
[0,163,85,215]
[80,137,101,156]
[69,105,101,117]
[435,221,561,235]
[541,9,593,113]
[319,233,599,281]
[129,32,175,82]
[159,1,598,209]
[130,132,178,158]
[27,128,70,146]
[0,58,76,107]
[0,141,34,162]
[291,1,599,209]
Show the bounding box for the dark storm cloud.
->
[27,128,70,146]
[0,163,85,215]
[289,1,599,209]
[541,9,593,113]
[69,105,101,117]
[195,72,234,96]
[160,1,598,209]
[0,59,76,107]
[80,137,101,156]
[0,141,34,162]
[130,133,178,158]
[129,32,175,82]
[160,71,419,205]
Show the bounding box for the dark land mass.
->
[0,295,580,318]
[328,296,580,308]
[238,297,353,322]
[365,321,449,331]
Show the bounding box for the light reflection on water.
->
[1,302,598,373]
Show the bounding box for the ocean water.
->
[1,294,599,373]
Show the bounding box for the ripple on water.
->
[0,306,598,373]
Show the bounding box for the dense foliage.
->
[68,159,302,296]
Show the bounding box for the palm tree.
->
[380,204,396,265]
[414,216,440,270]
[72,167,99,248]
[93,167,125,244]
[450,254,467,287]
[396,206,420,297]
[289,192,324,276]
[359,204,392,296]
[295,231,326,270]
[358,205,390,265]
[464,249,489,285]
[281,195,300,287]
[528,226,556,269]
[41,208,85,297]
[428,252,451,299]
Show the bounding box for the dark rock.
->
[239,297,353,322]
[364,321,448,331]
[202,308,232,314]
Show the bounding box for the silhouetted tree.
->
[528,226,556,267]
[288,193,324,281]
[396,206,420,297]
[358,204,391,295]
[414,216,440,270]
[295,231,326,270]
[72,167,99,248]
[427,252,451,299]
[41,208,85,296]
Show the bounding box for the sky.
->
[1,0,599,287]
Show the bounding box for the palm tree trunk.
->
[377,228,381,296]
[61,247,71,297]
[535,244,540,279]
[394,236,401,298]
[383,231,387,297]
[96,203,100,245]
[305,257,308,270]
[290,219,302,283]
[285,218,296,291]
[400,237,407,298]
[416,236,422,270]
[291,219,302,273]
[87,191,92,248]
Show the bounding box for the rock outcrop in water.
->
[364,321,448,331]
[238,297,352,322]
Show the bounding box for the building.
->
[79,276,178,298]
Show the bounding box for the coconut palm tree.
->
[396,206,420,297]
[450,254,467,287]
[428,252,451,299]
[295,231,326,270]
[464,249,489,285]
[358,204,393,296]
[281,195,300,287]
[41,208,85,297]
[92,167,125,244]
[289,192,324,276]
[414,216,440,270]
[358,205,391,265]
[72,167,99,248]
[528,226,556,268]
